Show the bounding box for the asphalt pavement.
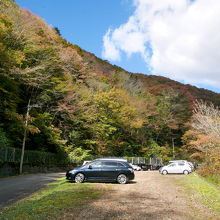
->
[0,172,65,210]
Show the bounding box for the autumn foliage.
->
[0,0,220,164]
[183,101,220,176]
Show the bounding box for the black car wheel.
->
[117,174,127,184]
[162,170,168,175]
[75,173,85,183]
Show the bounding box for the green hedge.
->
[0,146,71,166]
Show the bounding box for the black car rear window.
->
[102,161,118,167]
[101,161,126,167]
[117,162,125,167]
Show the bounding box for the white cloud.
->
[102,29,120,61]
[102,0,220,89]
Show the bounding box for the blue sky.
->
[15,0,220,93]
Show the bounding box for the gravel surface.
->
[62,171,216,220]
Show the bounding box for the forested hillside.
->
[0,0,220,163]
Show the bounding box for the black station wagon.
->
[66,158,135,184]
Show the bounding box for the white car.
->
[168,160,194,170]
[159,162,192,175]
[131,164,142,171]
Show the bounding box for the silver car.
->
[130,164,142,171]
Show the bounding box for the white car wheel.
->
[162,170,168,175]
[183,170,189,175]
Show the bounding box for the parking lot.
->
[61,171,213,220]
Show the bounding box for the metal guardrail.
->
[126,157,163,165]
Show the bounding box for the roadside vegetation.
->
[177,173,220,219]
[0,178,107,220]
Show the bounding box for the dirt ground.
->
[61,171,217,220]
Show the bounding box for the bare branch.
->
[192,100,220,139]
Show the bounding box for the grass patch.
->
[180,173,220,217]
[204,175,220,187]
[0,178,106,220]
